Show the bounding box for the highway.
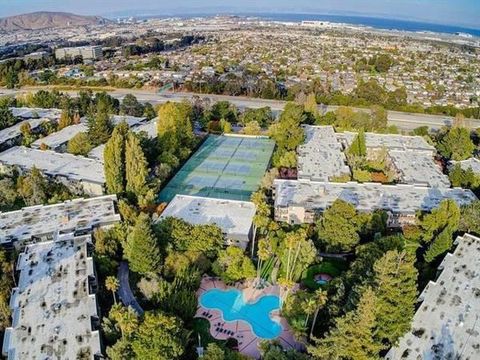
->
[1,87,479,131]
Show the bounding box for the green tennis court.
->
[158,135,275,202]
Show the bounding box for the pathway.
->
[117,261,144,315]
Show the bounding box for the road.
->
[117,261,144,315]
[1,87,479,131]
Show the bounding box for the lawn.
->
[302,258,349,290]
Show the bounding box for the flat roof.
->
[451,157,480,174]
[386,233,480,360]
[31,123,88,149]
[0,146,105,185]
[337,131,435,152]
[0,118,51,146]
[159,135,275,203]
[0,195,120,245]
[297,125,351,182]
[110,115,147,127]
[9,107,62,120]
[389,150,451,188]
[274,179,477,215]
[158,195,256,237]
[3,235,101,360]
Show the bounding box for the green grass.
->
[302,259,349,290]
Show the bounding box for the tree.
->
[157,101,194,154]
[373,250,418,347]
[58,109,73,130]
[104,123,129,194]
[348,129,367,157]
[309,289,328,339]
[243,120,262,135]
[317,200,361,252]
[131,312,186,360]
[419,199,460,262]
[212,246,256,283]
[67,132,93,156]
[304,93,318,117]
[269,102,306,151]
[203,343,225,360]
[108,304,139,339]
[120,94,144,117]
[0,107,17,130]
[279,229,317,284]
[370,105,387,131]
[124,213,161,275]
[18,167,47,206]
[239,107,273,127]
[106,276,120,304]
[87,102,113,146]
[459,201,480,236]
[437,127,474,161]
[125,132,149,198]
[309,287,382,360]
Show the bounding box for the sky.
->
[0,0,479,29]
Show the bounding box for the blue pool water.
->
[200,288,282,339]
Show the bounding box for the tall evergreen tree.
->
[373,250,418,347]
[419,199,460,262]
[125,132,149,198]
[309,287,382,360]
[87,102,113,146]
[104,122,129,194]
[124,213,161,275]
[348,129,367,157]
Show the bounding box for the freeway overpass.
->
[1,87,479,131]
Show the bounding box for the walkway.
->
[117,261,144,315]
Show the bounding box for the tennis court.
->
[158,135,275,202]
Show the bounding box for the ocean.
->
[255,13,480,37]
[134,12,480,38]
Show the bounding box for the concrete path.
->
[117,261,144,315]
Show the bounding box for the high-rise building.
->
[55,46,103,61]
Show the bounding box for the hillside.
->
[0,11,110,31]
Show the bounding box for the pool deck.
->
[195,276,303,359]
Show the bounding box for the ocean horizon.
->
[126,12,480,38]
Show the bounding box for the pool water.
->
[200,288,282,339]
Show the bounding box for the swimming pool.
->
[199,288,282,339]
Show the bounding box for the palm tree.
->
[106,276,120,305]
[302,297,317,328]
[309,289,328,339]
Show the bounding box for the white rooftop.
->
[389,150,451,188]
[9,107,62,120]
[450,157,480,175]
[0,146,105,185]
[297,125,351,181]
[31,123,88,150]
[337,131,435,152]
[274,179,477,215]
[2,235,102,360]
[158,195,256,238]
[0,118,51,146]
[111,114,146,127]
[0,195,120,245]
[386,234,480,360]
